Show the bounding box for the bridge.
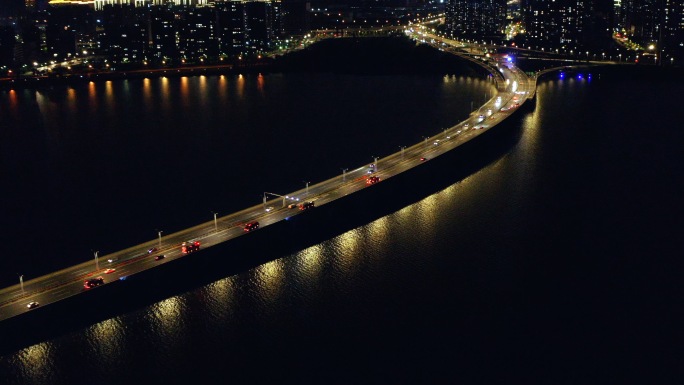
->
[0,28,535,322]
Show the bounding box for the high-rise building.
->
[177,6,217,60]
[149,5,177,61]
[618,0,683,64]
[244,0,273,52]
[445,0,507,39]
[100,5,149,62]
[216,0,246,55]
[520,0,589,50]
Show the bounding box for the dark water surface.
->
[1,62,683,384]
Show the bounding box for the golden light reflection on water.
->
[236,74,245,98]
[294,244,324,279]
[15,342,54,383]
[204,275,237,309]
[198,75,208,106]
[218,75,228,104]
[160,76,170,112]
[88,81,98,111]
[104,80,114,109]
[85,317,125,357]
[253,258,285,303]
[180,76,190,109]
[148,296,185,336]
[142,78,152,111]
[66,87,76,112]
[331,229,361,275]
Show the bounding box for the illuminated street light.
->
[19,274,24,294]
[342,168,348,181]
[212,211,218,231]
[157,230,163,248]
[94,251,99,271]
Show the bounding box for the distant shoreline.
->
[0,61,274,90]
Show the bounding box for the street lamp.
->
[212,211,218,231]
[342,168,348,181]
[19,274,24,294]
[94,250,99,271]
[400,146,406,158]
[304,181,310,194]
[157,231,163,248]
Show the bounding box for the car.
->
[464,123,469,128]
[366,176,380,185]
[104,268,116,274]
[265,206,274,212]
[26,301,39,309]
[244,221,260,232]
[84,277,105,289]
[147,247,157,254]
[299,201,315,210]
[288,203,297,209]
[420,157,427,161]
[107,257,118,263]
[155,254,166,261]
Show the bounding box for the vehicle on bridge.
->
[26,301,39,309]
[299,201,315,210]
[244,221,260,232]
[84,277,105,290]
[181,241,201,254]
[367,176,381,185]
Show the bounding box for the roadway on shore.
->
[0,31,534,322]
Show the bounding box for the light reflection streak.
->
[204,275,237,310]
[66,87,76,111]
[85,317,125,358]
[256,73,265,94]
[88,81,98,111]
[180,76,190,109]
[236,74,245,98]
[142,78,152,109]
[148,296,185,337]
[218,75,228,104]
[104,80,114,111]
[15,342,55,383]
[160,76,170,112]
[331,229,362,276]
[294,244,324,279]
[253,258,285,303]
[198,75,208,106]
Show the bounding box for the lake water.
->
[1,50,683,384]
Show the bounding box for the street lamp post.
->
[304,181,310,195]
[212,211,218,231]
[94,250,99,271]
[373,157,378,171]
[400,146,406,158]
[19,274,24,294]
[158,231,162,248]
[342,168,348,182]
